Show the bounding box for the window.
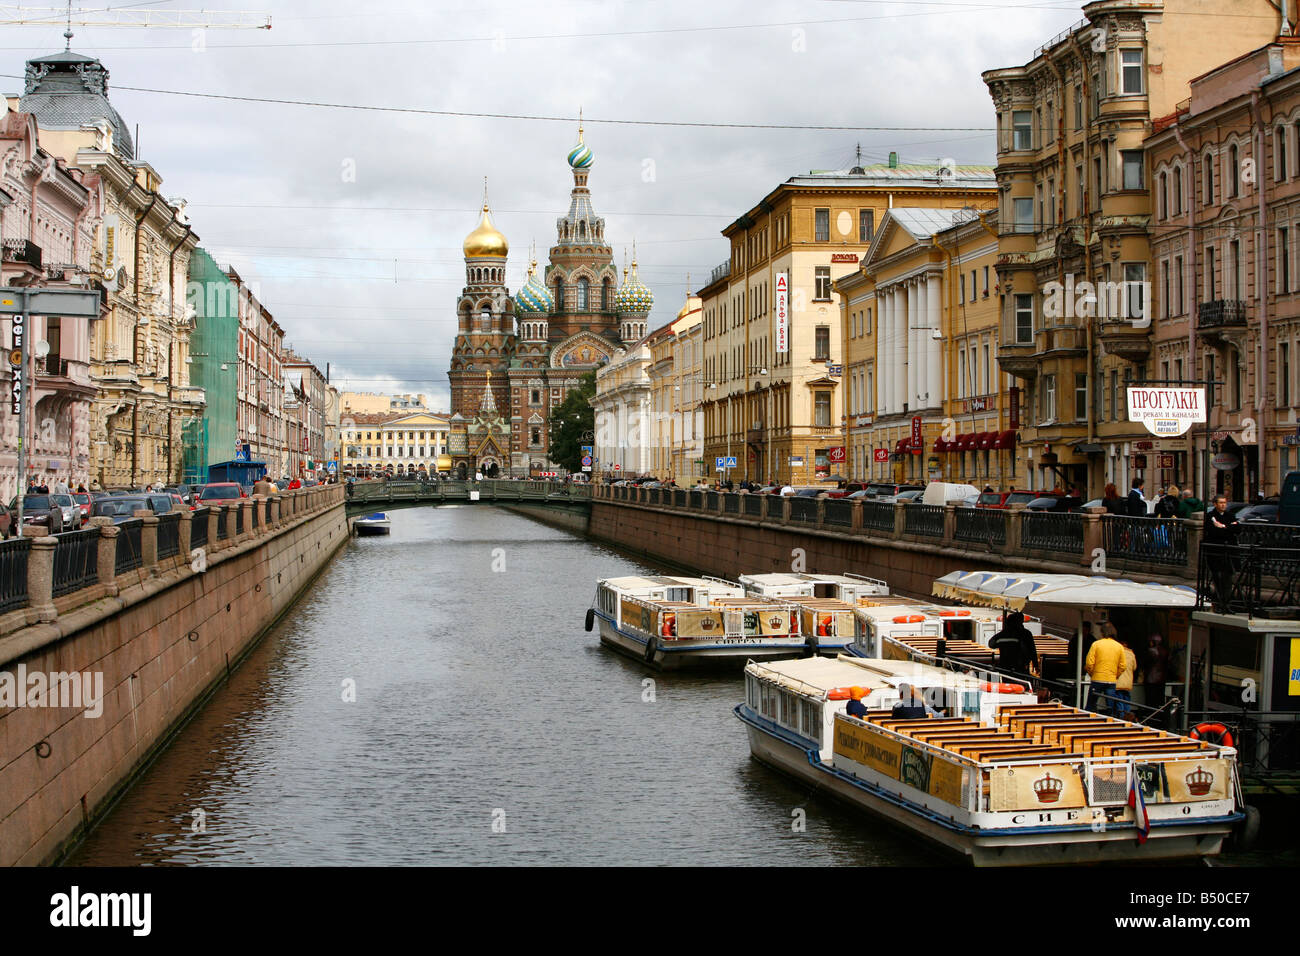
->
[959,274,966,304]
[1204,154,1215,206]
[1173,165,1183,214]
[1228,239,1242,298]
[1046,178,1055,226]
[1014,294,1034,343]
[1092,157,1103,207]
[1074,84,1082,129]
[1013,197,1034,233]
[1161,260,1170,319]
[1042,375,1057,422]
[814,325,830,360]
[1228,144,1240,198]
[1158,171,1168,219]
[530,389,540,405]
[1124,263,1146,323]
[814,265,832,301]
[1075,163,1084,216]
[1109,370,1119,422]
[1174,255,1184,314]
[1121,150,1144,190]
[1075,373,1088,422]
[1278,126,1289,183]
[1205,245,1217,300]
[531,428,541,445]
[1282,342,1292,407]
[982,266,990,297]
[859,209,874,242]
[814,390,831,427]
[1012,110,1032,150]
[1121,49,1143,94]
[1280,228,1291,294]
[1091,72,1101,118]
[814,208,830,242]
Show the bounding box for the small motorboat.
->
[353,512,391,536]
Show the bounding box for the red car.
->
[71,492,92,526]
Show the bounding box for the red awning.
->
[955,433,972,451]
[993,429,1016,450]
[894,438,909,453]
[978,431,994,449]
[932,437,948,452]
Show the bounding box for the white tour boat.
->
[587,575,811,668]
[738,572,889,603]
[353,512,392,536]
[736,654,1244,865]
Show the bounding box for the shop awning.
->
[894,438,910,453]
[932,570,1197,611]
[992,430,1016,450]
[977,431,994,449]
[932,437,948,452]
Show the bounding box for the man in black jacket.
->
[1127,478,1147,516]
[1203,495,1240,609]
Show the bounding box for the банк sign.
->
[1126,386,1206,437]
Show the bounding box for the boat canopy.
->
[746,654,987,697]
[932,571,1197,611]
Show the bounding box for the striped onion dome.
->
[567,126,594,169]
[614,261,653,314]
[516,261,553,314]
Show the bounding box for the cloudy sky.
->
[2,0,1085,409]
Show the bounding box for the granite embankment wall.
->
[0,485,348,866]
[497,501,592,536]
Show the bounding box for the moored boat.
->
[587,576,812,669]
[353,512,392,535]
[736,654,1244,865]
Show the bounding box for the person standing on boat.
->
[1085,624,1128,715]
[891,683,940,719]
[1113,637,1138,720]
[990,611,1037,678]
[846,686,869,720]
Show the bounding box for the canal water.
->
[68,505,947,866]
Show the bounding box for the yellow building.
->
[837,208,1006,486]
[340,411,449,476]
[647,294,704,485]
[699,157,995,486]
[983,0,1288,496]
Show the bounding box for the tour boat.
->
[587,576,813,669]
[353,512,391,535]
[738,572,889,603]
[736,654,1244,865]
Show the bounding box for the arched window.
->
[578,221,586,239]
[1228,143,1240,198]
[577,277,589,310]
[555,282,565,311]
[602,278,612,310]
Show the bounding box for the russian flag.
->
[1128,773,1150,844]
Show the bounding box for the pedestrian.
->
[990,610,1038,678]
[1154,485,1180,518]
[1203,494,1238,544]
[76,482,87,495]
[1143,633,1169,712]
[1102,482,1125,514]
[1177,487,1205,518]
[253,475,275,497]
[1085,623,1129,715]
[845,686,869,720]
[1114,637,1138,720]
[1127,477,1147,516]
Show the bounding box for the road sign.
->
[326,461,337,473]
[582,465,591,472]
[790,456,804,466]
[613,463,621,471]
[0,288,100,317]
[581,445,593,455]
[581,455,592,467]
[725,456,737,468]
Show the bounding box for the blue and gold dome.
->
[567,118,594,170]
[615,260,653,314]
[516,260,553,314]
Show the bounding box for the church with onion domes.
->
[447,122,654,477]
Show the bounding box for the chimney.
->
[888,151,898,168]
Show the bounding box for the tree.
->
[548,370,597,473]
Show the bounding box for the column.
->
[916,278,929,409]
[926,272,942,411]
[891,286,906,413]
[877,291,891,416]
[906,280,918,411]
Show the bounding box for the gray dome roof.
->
[19,50,134,160]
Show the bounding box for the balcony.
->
[1098,319,1152,363]
[2,239,42,274]
[1197,300,1247,343]
[710,260,731,286]
[997,341,1038,380]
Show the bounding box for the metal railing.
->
[157,512,182,559]
[1197,542,1300,615]
[52,528,98,597]
[234,505,245,536]
[955,507,1007,547]
[0,537,31,612]
[1197,299,1248,329]
[824,498,852,528]
[903,504,945,537]
[765,495,784,519]
[862,500,895,533]
[216,508,230,541]
[115,519,143,574]
[744,493,763,517]
[723,493,740,515]
[190,507,210,550]
[1101,515,1187,567]
[1022,511,1083,553]
[706,491,719,511]
[789,496,819,523]
[265,498,273,524]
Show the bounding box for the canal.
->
[68,504,946,866]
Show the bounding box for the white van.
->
[920,482,980,507]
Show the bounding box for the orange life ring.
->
[892,614,926,624]
[661,613,676,638]
[817,614,833,636]
[938,609,971,618]
[1190,722,1234,748]
[982,682,1026,694]
[827,687,852,701]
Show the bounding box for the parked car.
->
[1024,495,1084,513]
[145,494,176,515]
[976,490,1038,510]
[49,494,78,529]
[163,484,195,504]
[1235,503,1280,524]
[865,483,924,499]
[9,494,68,534]
[197,482,246,504]
[71,492,92,525]
[90,497,151,524]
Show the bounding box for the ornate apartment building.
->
[983,0,1289,497]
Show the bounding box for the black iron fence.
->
[1101,515,1187,567]
[0,537,31,613]
[706,491,719,511]
[862,501,895,533]
[216,507,230,541]
[789,496,819,523]
[52,528,98,597]
[115,519,143,574]
[157,512,182,560]
[954,507,1007,547]
[743,493,764,517]
[903,504,945,537]
[234,504,245,536]
[673,489,686,508]
[265,497,273,524]
[723,493,740,515]
[765,495,784,520]
[824,498,852,528]
[1197,542,1300,615]
[190,507,210,550]
[1022,511,1083,553]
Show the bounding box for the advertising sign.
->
[775,272,789,354]
[828,446,846,464]
[874,448,889,463]
[1127,386,1206,437]
[8,314,21,415]
[910,416,923,455]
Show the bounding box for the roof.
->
[19,49,134,160]
[746,654,986,697]
[886,207,969,240]
[933,571,1197,610]
[792,162,996,187]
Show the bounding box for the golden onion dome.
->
[464,204,508,258]
[677,294,701,320]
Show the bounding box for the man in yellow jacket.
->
[1085,625,1129,716]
